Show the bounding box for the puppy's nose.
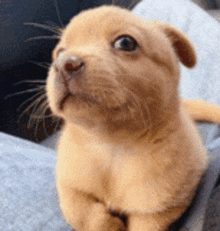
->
[63,56,83,74]
[55,55,84,80]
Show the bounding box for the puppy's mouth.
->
[59,91,126,118]
[59,92,98,110]
[59,93,71,110]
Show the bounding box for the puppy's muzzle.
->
[52,54,88,109]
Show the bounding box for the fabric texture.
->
[0,132,71,230]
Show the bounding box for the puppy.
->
[46,5,220,231]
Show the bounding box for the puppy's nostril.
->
[64,62,79,72]
[64,56,83,73]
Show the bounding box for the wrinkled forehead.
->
[61,6,148,44]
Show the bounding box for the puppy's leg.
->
[128,207,185,231]
[58,182,125,231]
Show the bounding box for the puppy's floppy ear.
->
[156,23,197,68]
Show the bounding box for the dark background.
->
[1,0,139,142]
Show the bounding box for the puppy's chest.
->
[78,141,163,210]
[59,136,175,213]
[84,141,134,186]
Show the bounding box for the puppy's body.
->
[46,5,217,231]
[57,106,206,230]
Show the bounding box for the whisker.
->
[30,114,54,119]
[19,94,47,123]
[31,100,49,118]
[17,92,44,112]
[13,79,46,86]
[33,102,50,137]
[53,117,62,133]
[28,61,51,69]
[24,22,61,35]
[53,0,64,27]
[27,98,48,129]
[31,100,48,118]
[5,87,45,99]
[28,110,44,129]
[31,96,48,117]
[25,35,60,42]
[29,100,52,120]
[42,105,51,137]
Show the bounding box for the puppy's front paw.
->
[106,215,126,231]
[88,203,126,231]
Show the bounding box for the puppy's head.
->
[46,5,196,136]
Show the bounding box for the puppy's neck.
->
[63,97,181,146]
[137,95,181,140]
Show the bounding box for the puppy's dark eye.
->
[113,36,138,52]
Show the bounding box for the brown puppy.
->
[46,5,219,231]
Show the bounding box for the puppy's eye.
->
[113,36,138,52]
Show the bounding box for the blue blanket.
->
[1,0,220,230]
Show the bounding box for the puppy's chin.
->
[60,95,105,127]
[59,94,146,135]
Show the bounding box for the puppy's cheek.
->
[46,67,65,117]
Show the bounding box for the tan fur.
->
[46,5,219,231]
[183,99,220,124]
